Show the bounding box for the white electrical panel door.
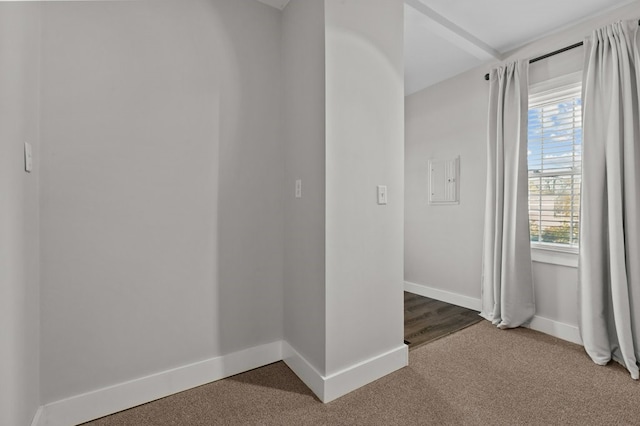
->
[429,157,459,205]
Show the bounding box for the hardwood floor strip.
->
[404,292,481,350]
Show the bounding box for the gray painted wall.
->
[0,3,42,425]
[39,0,284,403]
[405,2,640,330]
[282,0,327,374]
[324,0,405,374]
[283,0,405,377]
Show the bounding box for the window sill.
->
[531,245,578,268]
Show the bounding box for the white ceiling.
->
[255,0,636,95]
[405,0,637,94]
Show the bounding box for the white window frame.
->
[528,72,582,268]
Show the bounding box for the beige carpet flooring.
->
[84,321,639,425]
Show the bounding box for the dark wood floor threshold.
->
[404,291,481,350]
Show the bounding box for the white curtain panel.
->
[481,60,535,329]
[580,20,640,380]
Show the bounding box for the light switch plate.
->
[295,179,302,198]
[377,185,387,205]
[24,142,33,173]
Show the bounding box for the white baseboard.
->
[33,283,576,424]
[36,339,408,425]
[283,342,408,403]
[37,341,282,426]
[323,345,408,403]
[528,315,582,345]
[404,281,481,311]
[404,281,582,346]
[282,342,326,400]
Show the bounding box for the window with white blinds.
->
[527,82,582,249]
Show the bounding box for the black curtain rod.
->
[483,19,640,81]
[483,42,582,80]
